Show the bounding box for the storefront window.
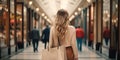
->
[0,0,9,47]
[16,4,23,47]
[10,0,15,46]
[102,0,110,56]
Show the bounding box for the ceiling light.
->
[47,19,50,22]
[78,8,81,11]
[69,15,75,21]
[71,15,75,18]
[36,8,39,11]
[116,4,118,8]
[42,13,45,16]
[75,12,78,15]
[29,1,33,5]
[87,0,91,3]
[44,16,47,19]
[47,19,50,21]
[47,18,51,23]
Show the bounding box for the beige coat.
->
[49,25,78,58]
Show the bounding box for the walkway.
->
[8,42,109,60]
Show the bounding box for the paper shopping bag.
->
[42,46,67,60]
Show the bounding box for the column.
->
[14,0,17,52]
[83,8,87,45]
[88,5,91,47]
[26,8,31,46]
[21,2,24,49]
[94,2,97,48]
[109,0,117,58]
[30,9,33,30]
[8,0,11,55]
[95,0,103,52]
[118,0,120,59]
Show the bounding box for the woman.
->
[49,9,78,60]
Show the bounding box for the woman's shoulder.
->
[68,25,75,30]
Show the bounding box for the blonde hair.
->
[55,9,69,40]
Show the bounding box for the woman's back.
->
[49,25,78,59]
[49,9,78,60]
[49,25,75,47]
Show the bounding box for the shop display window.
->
[102,0,110,56]
[16,4,22,44]
[0,0,9,47]
[102,0,110,48]
[10,0,15,46]
[16,15,22,43]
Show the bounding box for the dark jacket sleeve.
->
[37,30,40,39]
[41,30,45,43]
[29,31,32,39]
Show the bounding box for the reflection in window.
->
[102,0,110,57]
[111,0,118,49]
[103,0,110,48]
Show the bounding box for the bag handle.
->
[57,36,61,48]
[47,36,61,51]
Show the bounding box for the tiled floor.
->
[8,42,109,60]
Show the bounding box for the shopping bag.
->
[66,46,74,60]
[41,46,67,60]
[58,46,67,60]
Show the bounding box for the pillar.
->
[83,8,87,45]
[93,2,97,48]
[88,3,95,48]
[118,0,120,59]
[88,5,91,47]
[7,0,11,55]
[26,8,31,46]
[21,2,24,49]
[30,9,33,30]
[14,0,18,52]
[95,0,103,52]
[109,0,117,58]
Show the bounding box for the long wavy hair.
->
[55,9,69,41]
